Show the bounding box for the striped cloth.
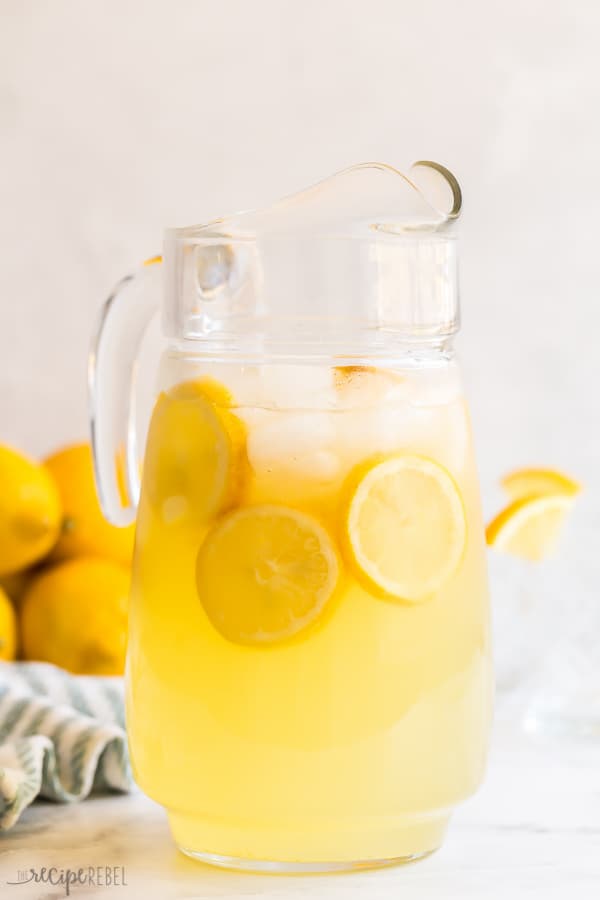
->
[0,662,132,830]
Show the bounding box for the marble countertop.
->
[0,726,598,900]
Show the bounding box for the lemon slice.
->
[169,376,234,409]
[144,378,245,527]
[196,505,339,645]
[486,493,574,561]
[501,467,581,501]
[343,454,466,603]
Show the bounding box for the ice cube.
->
[161,362,337,410]
[335,398,469,477]
[233,406,272,431]
[333,365,407,410]
[256,365,336,410]
[293,450,341,482]
[246,411,340,481]
[406,362,462,408]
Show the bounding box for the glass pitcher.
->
[90,162,492,872]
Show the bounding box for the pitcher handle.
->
[88,257,162,526]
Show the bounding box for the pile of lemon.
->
[0,443,134,674]
[486,468,581,560]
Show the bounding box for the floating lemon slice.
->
[196,505,339,645]
[169,376,234,409]
[144,378,245,527]
[343,454,466,603]
[486,493,574,561]
[500,467,580,501]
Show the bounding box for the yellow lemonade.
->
[127,357,492,868]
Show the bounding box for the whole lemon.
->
[20,557,129,675]
[0,586,17,661]
[0,445,62,576]
[45,443,135,565]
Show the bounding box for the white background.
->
[1,0,598,543]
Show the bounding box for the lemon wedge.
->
[486,493,574,561]
[343,454,466,603]
[144,378,245,527]
[196,505,339,645]
[500,467,580,501]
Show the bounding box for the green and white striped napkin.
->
[0,662,132,830]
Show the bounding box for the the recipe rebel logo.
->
[7,865,127,895]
